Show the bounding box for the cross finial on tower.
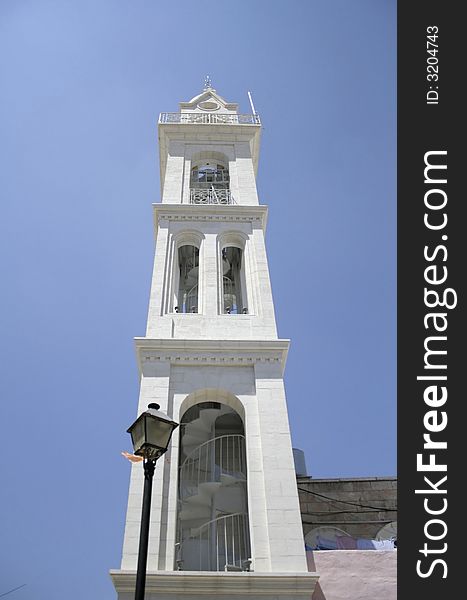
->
[203,75,213,90]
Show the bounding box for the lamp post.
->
[127,403,179,600]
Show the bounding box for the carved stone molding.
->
[141,354,282,365]
[153,204,268,232]
[158,214,263,223]
[110,569,319,597]
[134,337,290,374]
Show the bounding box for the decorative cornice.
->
[134,338,290,374]
[153,204,268,232]
[110,570,319,596]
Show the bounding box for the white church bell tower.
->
[111,80,318,599]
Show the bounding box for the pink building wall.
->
[307,551,397,600]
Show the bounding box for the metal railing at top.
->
[159,112,261,125]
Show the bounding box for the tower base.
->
[110,570,319,599]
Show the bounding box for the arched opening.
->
[305,526,352,550]
[190,158,232,205]
[191,163,229,189]
[176,401,250,571]
[176,244,199,313]
[375,521,397,542]
[222,247,245,314]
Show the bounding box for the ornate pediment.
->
[180,81,238,114]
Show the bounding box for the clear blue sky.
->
[0,1,395,597]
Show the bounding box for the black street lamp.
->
[127,403,178,600]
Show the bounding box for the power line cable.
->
[297,486,397,512]
[0,584,27,598]
[301,509,390,515]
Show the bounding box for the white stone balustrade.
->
[159,112,261,125]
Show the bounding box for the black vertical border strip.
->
[398,2,463,597]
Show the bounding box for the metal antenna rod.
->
[247,91,257,115]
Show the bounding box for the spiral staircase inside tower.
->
[176,402,251,572]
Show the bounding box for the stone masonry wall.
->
[298,476,397,541]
